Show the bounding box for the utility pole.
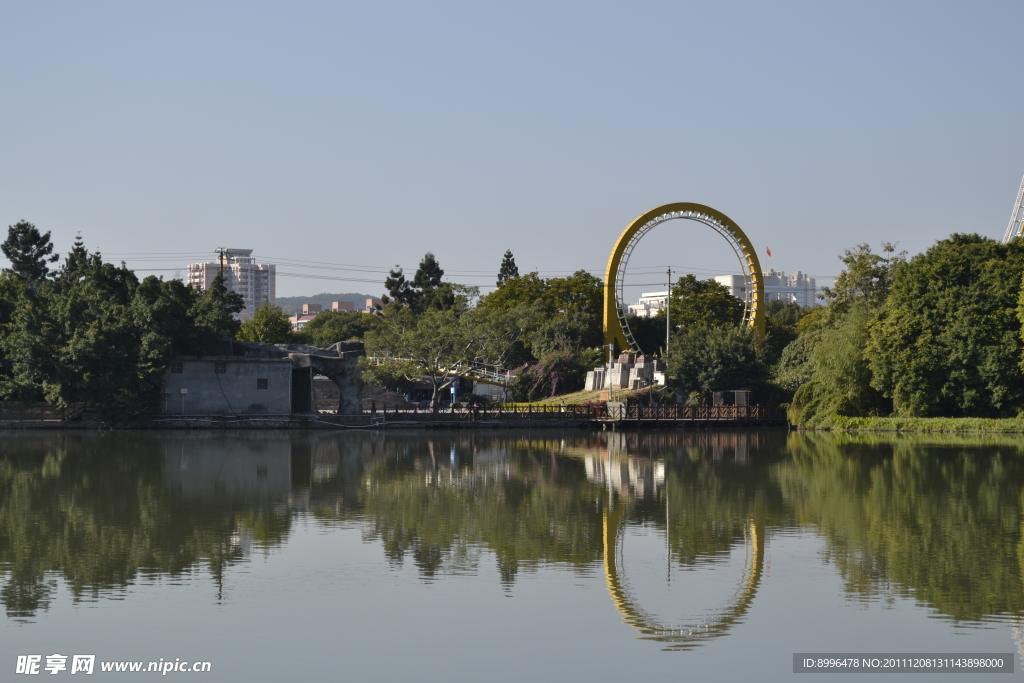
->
[215,248,227,275]
[606,342,616,401]
[665,267,672,357]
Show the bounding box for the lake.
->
[1,429,1022,681]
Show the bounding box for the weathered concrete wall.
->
[280,342,365,415]
[162,358,292,415]
[163,340,364,416]
[161,434,292,500]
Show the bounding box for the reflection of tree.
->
[781,433,1024,621]
[0,434,289,618]
[6,427,1024,631]
[358,439,605,583]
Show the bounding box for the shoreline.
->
[0,413,788,431]
[800,415,1024,434]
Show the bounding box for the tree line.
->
[0,222,245,424]
[5,218,1021,423]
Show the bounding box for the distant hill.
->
[275,292,376,316]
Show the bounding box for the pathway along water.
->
[1,429,1022,681]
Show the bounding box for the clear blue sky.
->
[3,1,1023,298]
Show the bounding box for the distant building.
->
[188,249,276,321]
[714,270,818,307]
[627,291,668,318]
[289,300,381,330]
[290,303,323,331]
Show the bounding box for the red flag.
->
[766,247,772,257]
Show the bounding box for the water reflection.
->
[1,429,1023,649]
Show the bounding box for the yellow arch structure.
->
[602,203,765,353]
[602,494,765,650]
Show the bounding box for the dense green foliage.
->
[667,274,744,330]
[867,235,1024,417]
[666,324,769,401]
[0,229,245,425]
[236,300,295,344]
[1,221,59,282]
[786,235,1024,426]
[786,242,907,425]
[788,302,890,426]
[362,301,533,408]
[482,270,604,354]
[509,348,603,401]
[295,309,378,347]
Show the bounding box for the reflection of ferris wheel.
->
[601,496,765,650]
[602,202,766,353]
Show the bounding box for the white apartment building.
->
[627,291,669,318]
[714,270,818,307]
[187,249,276,321]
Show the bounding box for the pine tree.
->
[2,221,59,282]
[190,271,245,339]
[382,253,451,313]
[412,252,444,292]
[496,249,519,287]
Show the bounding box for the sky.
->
[3,1,1023,300]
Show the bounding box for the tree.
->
[237,300,294,344]
[2,245,154,421]
[381,253,454,314]
[789,302,890,426]
[666,324,769,401]
[779,242,907,424]
[481,272,547,312]
[2,221,59,282]
[189,271,244,340]
[363,303,532,410]
[821,242,906,322]
[667,275,744,332]
[774,306,827,387]
[481,269,604,355]
[382,265,417,309]
[867,233,1024,417]
[297,309,378,347]
[0,240,247,424]
[759,300,804,368]
[496,249,520,287]
[510,348,600,400]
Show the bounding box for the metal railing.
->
[359,403,784,422]
[364,357,512,386]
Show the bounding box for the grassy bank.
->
[821,415,1024,434]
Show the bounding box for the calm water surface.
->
[2,429,1023,681]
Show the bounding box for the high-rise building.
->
[187,249,276,321]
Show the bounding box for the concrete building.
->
[162,340,365,417]
[163,358,293,415]
[627,291,669,318]
[584,353,666,391]
[188,249,276,321]
[714,270,818,307]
